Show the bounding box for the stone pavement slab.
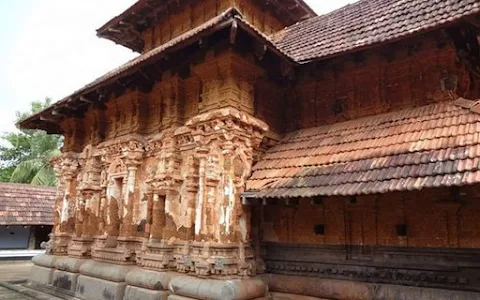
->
[0,260,32,282]
[0,286,34,300]
[0,282,66,300]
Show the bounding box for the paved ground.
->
[0,286,34,300]
[0,260,69,300]
[0,260,32,282]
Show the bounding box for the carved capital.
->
[186,107,269,150]
[52,152,80,183]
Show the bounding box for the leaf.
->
[10,159,42,184]
[31,165,57,187]
[0,97,62,186]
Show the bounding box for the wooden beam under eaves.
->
[79,96,94,104]
[230,20,238,45]
[39,116,58,124]
[254,42,267,60]
[52,108,68,117]
[107,28,122,34]
[466,16,480,30]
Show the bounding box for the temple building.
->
[19,0,480,299]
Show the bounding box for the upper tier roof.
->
[97,0,317,52]
[18,0,480,132]
[273,0,480,62]
[246,99,480,198]
[0,183,56,225]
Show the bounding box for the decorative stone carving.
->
[90,135,146,263]
[170,107,268,276]
[50,152,81,256]
[192,50,264,115]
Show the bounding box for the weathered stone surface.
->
[167,296,195,300]
[374,284,480,300]
[261,274,376,300]
[263,274,480,300]
[52,270,79,292]
[79,260,133,282]
[169,275,267,300]
[125,269,175,290]
[29,265,54,286]
[76,274,127,300]
[270,292,329,300]
[55,257,87,273]
[124,285,169,300]
[32,254,60,269]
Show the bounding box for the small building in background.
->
[0,183,55,257]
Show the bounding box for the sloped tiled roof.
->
[273,0,480,62]
[19,9,290,132]
[19,1,480,132]
[246,99,480,198]
[0,183,57,225]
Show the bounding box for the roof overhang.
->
[19,8,295,133]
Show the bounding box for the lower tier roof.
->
[0,183,56,225]
[246,98,480,198]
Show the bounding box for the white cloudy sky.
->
[0,0,353,133]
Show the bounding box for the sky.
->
[0,0,354,133]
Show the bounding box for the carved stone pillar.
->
[91,137,145,264]
[138,131,183,271]
[192,50,264,115]
[185,107,268,277]
[68,147,102,258]
[116,139,144,262]
[49,153,80,256]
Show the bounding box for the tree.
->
[0,98,62,186]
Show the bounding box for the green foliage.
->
[0,98,62,186]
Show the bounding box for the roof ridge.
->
[272,0,362,41]
[452,97,480,114]
[0,182,57,189]
[282,100,461,140]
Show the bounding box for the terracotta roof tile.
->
[273,0,480,62]
[0,183,57,225]
[19,9,292,131]
[246,99,480,198]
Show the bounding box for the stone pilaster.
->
[138,130,184,271]
[50,153,80,256]
[90,136,145,264]
[68,147,102,258]
[192,50,264,115]
[178,107,268,277]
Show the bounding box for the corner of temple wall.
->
[49,152,81,257]
[38,47,272,300]
[178,107,269,277]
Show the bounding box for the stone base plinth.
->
[125,268,174,291]
[125,285,169,300]
[30,254,480,300]
[168,297,269,300]
[168,296,195,300]
[76,274,127,300]
[30,265,54,286]
[169,276,267,300]
[270,292,328,300]
[53,270,79,292]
